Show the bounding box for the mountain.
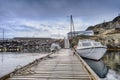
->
[86,15,120,34]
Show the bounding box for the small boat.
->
[50,43,61,52]
[83,58,108,78]
[76,39,107,60]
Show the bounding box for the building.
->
[67,30,94,39]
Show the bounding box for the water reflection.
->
[102,51,120,74]
[83,58,108,78]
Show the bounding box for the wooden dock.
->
[6,49,100,80]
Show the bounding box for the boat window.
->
[82,43,91,46]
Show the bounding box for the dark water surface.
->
[102,51,120,80]
[102,51,120,74]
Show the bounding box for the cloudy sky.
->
[0,0,120,38]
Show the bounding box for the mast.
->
[3,28,4,41]
[70,15,75,39]
[69,15,75,48]
[1,28,4,62]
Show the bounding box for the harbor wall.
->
[0,38,63,52]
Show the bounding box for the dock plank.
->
[8,49,94,80]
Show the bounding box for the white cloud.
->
[0,17,93,39]
[0,0,119,39]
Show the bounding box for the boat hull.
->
[76,47,107,60]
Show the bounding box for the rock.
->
[86,15,120,34]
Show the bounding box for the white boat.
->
[50,43,61,52]
[76,39,107,60]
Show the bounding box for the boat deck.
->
[7,49,100,80]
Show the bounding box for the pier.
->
[1,49,100,80]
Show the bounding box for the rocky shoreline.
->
[85,15,120,51]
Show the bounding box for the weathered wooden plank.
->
[8,49,97,80]
[11,76,89,79]
[12,75,89,78]
[9,77,90,80]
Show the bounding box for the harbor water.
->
[102,51,120,80]
[0,52,48,78]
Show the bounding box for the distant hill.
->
[86,15,120,34]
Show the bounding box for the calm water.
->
[102,51,120,74]
[0,52,48,78]
[102,51,120,80]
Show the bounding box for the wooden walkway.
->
[7,49,100,80]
